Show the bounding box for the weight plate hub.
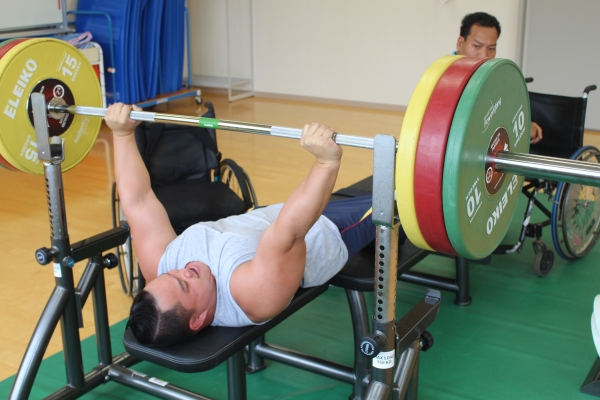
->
[0,38,103,174]
[443,58,530,259]
[414,57,487,255]
[396,55,460,251]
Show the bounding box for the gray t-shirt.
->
[157,204,348,327]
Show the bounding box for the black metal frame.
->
[581,357,600,396]
[11,95,440,399]
[9,94,140,400]
[399,255,473,306]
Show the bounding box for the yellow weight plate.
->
[396,55,462,251]
[0,38,31,171]
[0,38,103,174]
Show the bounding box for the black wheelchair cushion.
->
[131,102,253,234]
[135,102,219,188]
[154,180,248,235]
[137,123,219,187]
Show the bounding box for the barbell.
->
[1,38,599,260]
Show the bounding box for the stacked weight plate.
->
[0,38,32,170]
[396,55,457,252]
[0,38,103,174]
[398,55,531,260]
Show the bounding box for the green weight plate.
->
[443,58,530,259]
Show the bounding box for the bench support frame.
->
[10,98,440,400]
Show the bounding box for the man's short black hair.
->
[460,12,501,39]
[127,290,195,347]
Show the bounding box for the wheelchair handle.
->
[584,85,597,97]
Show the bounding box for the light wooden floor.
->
[1,91,600,383]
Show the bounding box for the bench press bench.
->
[120,178,440,400]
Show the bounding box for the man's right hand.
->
[105,103,143,137]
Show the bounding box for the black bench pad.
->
[124,284,328,373]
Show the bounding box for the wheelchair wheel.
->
[533,249,554,277]
[551,180,574,260]
[562,147,600,257]
[111,182,136,296]
[552,146,600,259]
[219,159,258,210]
[532,239,554,276]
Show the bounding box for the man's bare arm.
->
[107,104,176,282]
[231,123,342,321]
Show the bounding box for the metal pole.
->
[9,287,70,400]
[51,103,600,187]
[49,104,376,149]
[493,151,600,187]
[108,364,213,400]
[33,94,86,389]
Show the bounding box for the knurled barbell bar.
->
[2,38,599,260]
[47,103,600,186]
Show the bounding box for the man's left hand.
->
[530,122,543,144]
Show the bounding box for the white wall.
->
[188,0,522,108]
[188,0,253,83]
[522,0,600,130]
[66,0,78,12]
[0,0,64,32]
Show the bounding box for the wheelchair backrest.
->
[134,102,220,187]
[528,91,587,159]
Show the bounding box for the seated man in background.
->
[106,103,376,347]
[455,11,543,144]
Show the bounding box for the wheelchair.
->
[111,102,258,296]
[495,83,600,276]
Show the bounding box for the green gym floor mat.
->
[2,195,599,399]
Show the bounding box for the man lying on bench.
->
[107,103,398,348]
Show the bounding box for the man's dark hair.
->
[460,12,501,39]
[127,290,196,347]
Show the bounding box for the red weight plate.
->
[0,38,29,171]
[0,38,29,58]
[414,57,488,255]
